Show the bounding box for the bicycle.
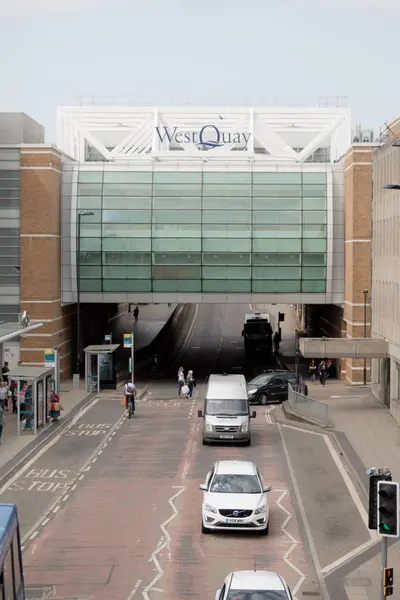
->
[127,395,135,419]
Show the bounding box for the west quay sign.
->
[155,125,251,150]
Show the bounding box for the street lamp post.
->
[363,288,368,385]
[75,211,94,376]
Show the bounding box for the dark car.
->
[246,371,297,405]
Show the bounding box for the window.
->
[203,172,251,184]
[203,184,251,197]
[153,183,201,197]
[210,474,261,493]
[253,184,301,197]
[253,211,301,224]
[103,171,152,183]
[103,183,152,197]
[203,197,252,210]
[203,210,251,224]
[253,172,301,184]
[78,171,103,183]
[153,210,201,224]
[153,171,202,184]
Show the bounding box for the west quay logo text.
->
[155,125,251,150]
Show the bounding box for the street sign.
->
[44,349,56,368]
[124,333,133,348]
[104,334,111,343]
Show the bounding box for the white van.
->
[198,374,256,446]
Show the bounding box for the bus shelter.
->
[84,344,120,394]
[7,366,54,437]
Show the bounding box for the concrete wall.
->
[0,114,44,144]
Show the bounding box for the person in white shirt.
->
[177,368,185,397]
[123,382,137,411]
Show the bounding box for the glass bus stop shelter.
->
[7,366,54,437]
[84,344,120,394]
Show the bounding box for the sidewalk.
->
[308,379,400,600]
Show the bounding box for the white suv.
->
[200,460,271,535]
[216,570,293,600]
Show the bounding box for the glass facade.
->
[77,171,327,294]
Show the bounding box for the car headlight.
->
[241,422,248,432]
[254,504,266,515]
[205,423,213,432]
[204,503,217,514]
[247,388,257,395]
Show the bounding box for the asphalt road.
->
[0,303,376,600]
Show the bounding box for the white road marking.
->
[126,578,143,600]
[321,539,377,574]
[192,346,200,349]
[62,494,70,502]
[142,486,186,600]
[53,505,61,513]
[330,395,341,398]
[29,531,39,540]
[276,490,306,597]
[41,518,50,526]
[265,407,274,424]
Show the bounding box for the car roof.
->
[215,460,256,475]
[230,571,285,591]
[207,374,247,400]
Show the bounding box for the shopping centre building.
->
[0,103,379,384]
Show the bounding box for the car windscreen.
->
[205,399,248,416]
[210,474,261,494]
[227,591,288,600]
[248,374,272,386]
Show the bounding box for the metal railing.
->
[287,383,329,427]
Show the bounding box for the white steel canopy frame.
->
[57,106,351,163]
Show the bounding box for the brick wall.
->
[19,147,76,379]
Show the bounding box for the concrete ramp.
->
[300,337,387,358]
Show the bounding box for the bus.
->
[0,503,25,599]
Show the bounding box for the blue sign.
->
[155,125,251,150]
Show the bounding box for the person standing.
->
[48,390,63,422]
[309,359,317,384]
[0,382,7,410]
[178,367,185,397]
[1,362,9,384]
[187,370,196,398]
[133,306,139,320]
[273,331,280,354]
[318,360,327,386]
[0,404,4,444]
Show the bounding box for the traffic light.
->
[369,473,392,529]
[377,481,399,537]
[383,567,394,596]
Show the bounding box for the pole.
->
[131,333,134,385]
[381,537,388,600]
[363,289,368,385]
[295,330,299,389]
[76,212,81,375]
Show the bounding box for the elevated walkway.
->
[299,337,387,358]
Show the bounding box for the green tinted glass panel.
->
[303,197,327,210]
[253,172,301,184]
[102,210,151,223]
[103,171,152,183]
[153,252,201,265]
[102,238,151,251]
[103,183,152,196]
[80,266,101,278]
[253,184,301,197]
[203,184,252,197]
[302,172,327,183]
[80,279,102,292]
[153,172,202,184]
[103,224,151,237]
[252,280,301,293]
[302,184,327,197]
[202,280,251,292]
[203,210,251,224]
[202,252,251,265]
[153,280,201,292]
[78,196,102,209]
[203,266,251,279]
[302,253,326,266]
[78,183,103,196]
[253,238,301,252]
[203,172,252,184]
[152,266,201,279]
[80,224,101,237]
[153,184,201,197]
[302,211,327,224]
[78,210,101,223]
[80,238,101,251]
[152,238,201,252]
[153,197,201,210]
[103,251,151,265]
[302,267,326,279]
[253,197,301,210]
[303,225,327,238]
[253,211,301,224]
[78,172,103,183]
[103,266,151,278]
[202,238,251,252]
[252,266,301,279]
[253,225,301,238]
[253,253,301,266]
[80,252,101,264]
[203,197,252,210]
[102,197,152,209]
[303,239,327,252]
[103,279,152,292]
[153,224,201,238]
[202,224,251,238]
[302,280,326,292]
[153,210,201,224]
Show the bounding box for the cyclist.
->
[123,381,137,412]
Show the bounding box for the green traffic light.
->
[383,523,392,532]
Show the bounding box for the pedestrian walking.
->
[133,306,139,320]
[187,370,196,398]
[0,382,7,410]
[318,360,327,386]
[1,362,9,384]
[24,385,33,430]
[48,390,63,422]
[273,331,280,354]
[309,359,317,384]
[178,367,185,397]
[0,404,4,444]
